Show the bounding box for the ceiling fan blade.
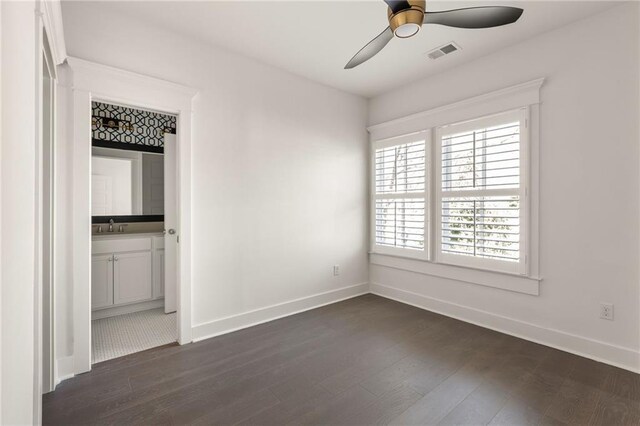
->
[423,6,523,29]
[344,26,394,69]
[383,0,412,14]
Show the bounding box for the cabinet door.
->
[152,249,165,299]
[113,251,152,305]
[92,254,113,309]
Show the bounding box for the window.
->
[436,109,527,274]
[370,109,529,275]
[372,133,428,259]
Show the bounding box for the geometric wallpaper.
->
[91,101,177,151]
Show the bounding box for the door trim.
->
[68,57,198,374]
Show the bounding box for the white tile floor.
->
[91,308,176,364]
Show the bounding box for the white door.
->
[113,251,152,305]
[164,134,177,313]
[91,254,114,309]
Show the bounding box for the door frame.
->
[40,26,57,396]
[68,57,198,374]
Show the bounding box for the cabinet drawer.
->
[92,237,152,255]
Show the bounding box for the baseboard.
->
[92,298,164,320]
[55,356,75,387]
[371,282,640,374]
[192,283,370,342]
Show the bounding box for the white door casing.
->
[69,57,197,374]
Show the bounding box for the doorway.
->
[89,102,178,364]
[68,57,196,375]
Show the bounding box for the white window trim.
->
[367,79,543,295]
[370,131,430,261]
[434,108,529,275]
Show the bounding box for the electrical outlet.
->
[333,265,340,276]
[600,303,614,320]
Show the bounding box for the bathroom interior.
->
[90,101,177,363]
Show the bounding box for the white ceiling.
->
[62,1,622,98]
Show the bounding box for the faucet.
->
[108,218,115,232]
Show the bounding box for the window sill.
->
[369,252,541,296]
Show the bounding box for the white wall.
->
[1,1,38,423]
[57,2,369,358]
[369,3,640,371]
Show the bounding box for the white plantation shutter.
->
[373,134,428,257]
[437,110,527,273]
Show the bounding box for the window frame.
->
[434,108,529,275]
[370,131,430,260]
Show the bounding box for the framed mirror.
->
[91,147,164,222]
[91,101,176,224]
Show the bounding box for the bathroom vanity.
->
[91,232,165,319]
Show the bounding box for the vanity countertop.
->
[92,231,164,240]
[92,221,164,236]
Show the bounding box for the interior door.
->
[164,133,177,313]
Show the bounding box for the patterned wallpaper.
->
[92,101,177,151]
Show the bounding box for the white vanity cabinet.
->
[91,233,164,318]
[91,254,114,309]
[113,251,152,305]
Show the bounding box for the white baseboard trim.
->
[192,283,370,342]
[92,298,164,320]
[55,356,75,387]
[371,282,640,374]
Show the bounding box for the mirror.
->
[91,146,164,218]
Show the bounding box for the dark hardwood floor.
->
[43,294,640,425]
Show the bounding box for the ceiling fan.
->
[345,1,523,69]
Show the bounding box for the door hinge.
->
[177,235,180,244]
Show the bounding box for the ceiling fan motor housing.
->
[388,0,426,38]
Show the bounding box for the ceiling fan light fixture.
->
[388,1,426,38]
[394,22,421,38]
[345,1,524,69]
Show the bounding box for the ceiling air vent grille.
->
[427,42,461,60]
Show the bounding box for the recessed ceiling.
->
[61,1,622,98]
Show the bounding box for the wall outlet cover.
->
[600,303,614,320]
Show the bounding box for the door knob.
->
[168,229,176,235]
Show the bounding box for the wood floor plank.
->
[43,295,640,426]
[284,385,378,426]
[340,384,423,426]
[544,377,602,425]
[589,391,640,426]
[389,344,508,425]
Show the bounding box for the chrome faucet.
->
[108,218,115,232]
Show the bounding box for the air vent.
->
[426,42,461,60]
